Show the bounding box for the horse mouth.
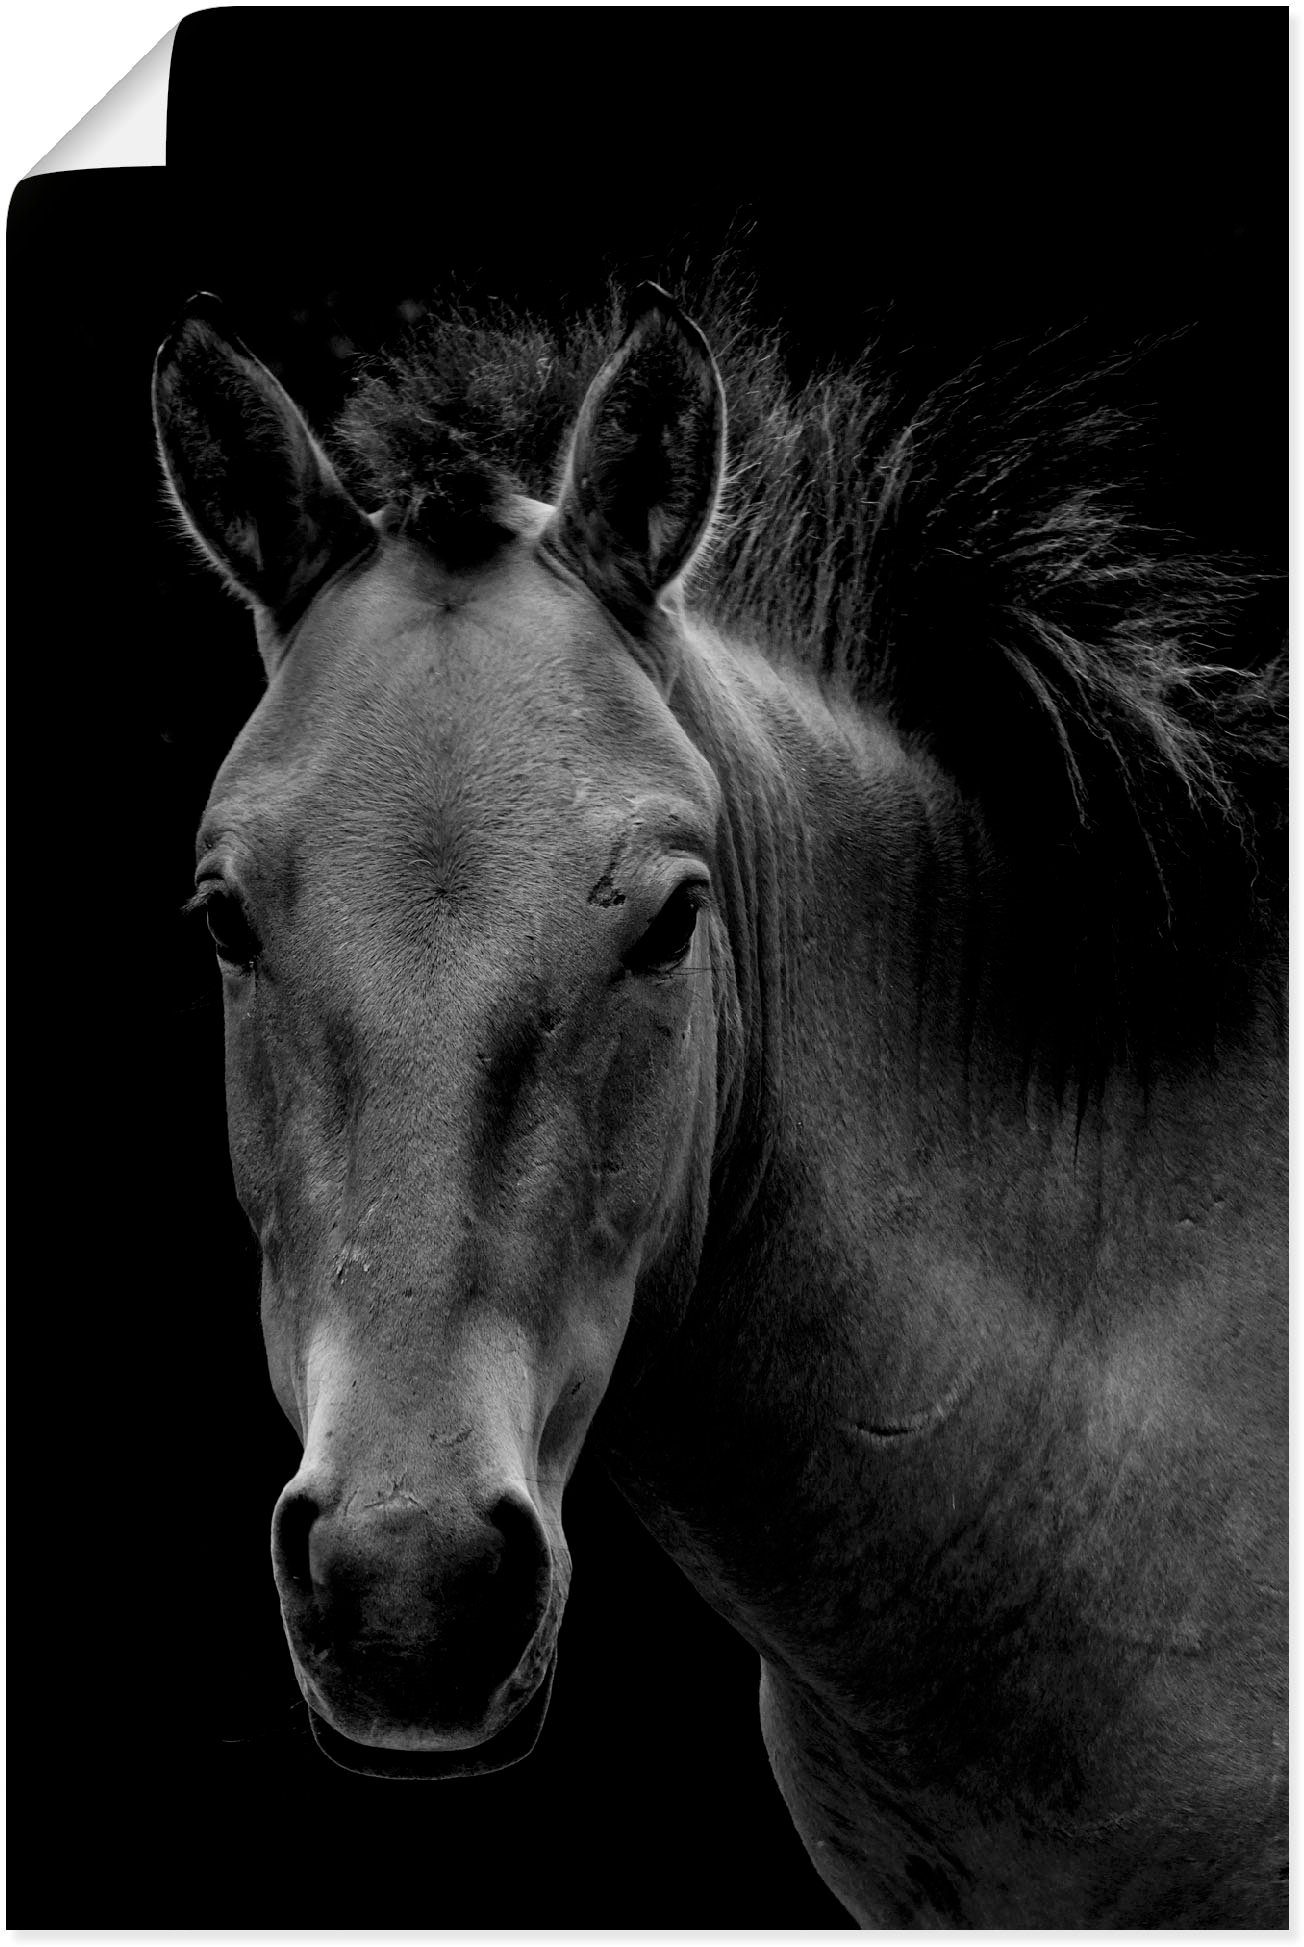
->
[305,1653,557,1780]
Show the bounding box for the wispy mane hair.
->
[331,274,1285,1067]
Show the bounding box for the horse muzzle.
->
[272,1474,562,1777]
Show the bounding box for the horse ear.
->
[152,294,374,639]
[547,283,726,634]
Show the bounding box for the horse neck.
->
[672,620,1022,1257]
[670,619,1283,1309]
[607,618,1284,1677]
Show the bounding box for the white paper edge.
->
[25,20,176,176]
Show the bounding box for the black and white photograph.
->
[8,7,1286,1928]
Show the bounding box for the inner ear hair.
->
[153,296,374,633]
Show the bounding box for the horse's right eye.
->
[204,889,260,968]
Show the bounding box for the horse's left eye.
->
[627,884,704,975]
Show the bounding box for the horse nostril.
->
[272,1482,322,1598]
[487,1489,553,1617]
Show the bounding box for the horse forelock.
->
[330,298,614,570]
[326,277,1285,1059]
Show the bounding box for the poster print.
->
[9,9,1285,1928]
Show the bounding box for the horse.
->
[153,277,1286,1926]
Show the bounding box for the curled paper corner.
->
[27,22,176,175]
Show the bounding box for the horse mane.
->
[331,276,1286,1069]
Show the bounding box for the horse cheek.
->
[587,998,711,1268]
[224,1003,340,1410]
[222,1002,279,1238]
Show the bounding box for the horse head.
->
[153,288,730,1775]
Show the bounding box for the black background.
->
[8,7,1282,1928]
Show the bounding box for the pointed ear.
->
[152,294,374,636]
[545,283,726,630]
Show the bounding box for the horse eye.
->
[627,884,704,975]
[203,889,259,968]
